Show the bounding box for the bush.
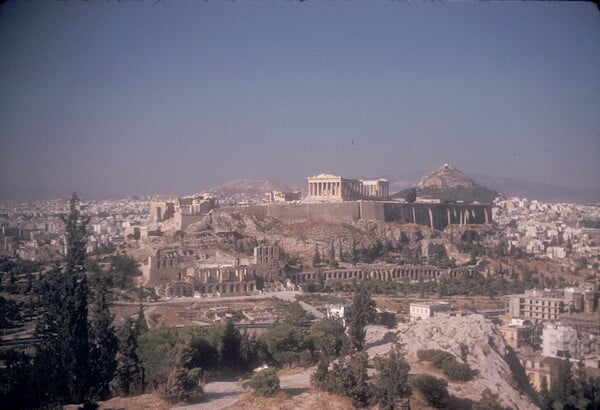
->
[411,374,448,408]
[417,348,473,381]
[245,368,280,397]
[416,349,455,369]
[442,360,472,381]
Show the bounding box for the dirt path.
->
[171,368,315,410]
[171,377,245,410]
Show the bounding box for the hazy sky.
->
[1,1,599,199]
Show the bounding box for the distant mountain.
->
[391,164,498,203]
[470,174,600,204]
[206,178,301,199]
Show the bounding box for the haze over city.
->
[1,1,599,200]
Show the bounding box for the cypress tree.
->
[373,344,411,410]
[136,302,148,334]
[113,317,145,396]
[89,278,118,400]
[34,266,70,404]
[348,282,376,351]
[34,193,92,405]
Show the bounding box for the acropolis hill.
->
[148,167,492,232]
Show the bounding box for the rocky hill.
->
[393,164,498,204]
[366,315,537,409]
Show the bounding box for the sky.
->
[0,1,599,199]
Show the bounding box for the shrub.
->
[416,349,455,369]
[417,349,473,381]
[411,374,448,408]
[442,360,472,381]
[245,368,280,397]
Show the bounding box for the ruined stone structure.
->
[190,265,258,296]
[265,190,301,203]
[146,244,280,297]
[163,281,194,298]
[306,174,389,202]
[149,201,175,224]
[292,264,477,284]
[149,195,218,230]
[254,244,279,272]
[142,248,197,286]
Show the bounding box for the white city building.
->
[409,301,450,321]
[542,323,577,359]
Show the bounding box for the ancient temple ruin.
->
[306,174,389,202]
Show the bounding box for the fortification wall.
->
[238,203,360,222]
[360,202,386,221]
[232,202,491,230]
[383,203,491,229]
[304,202,360,222]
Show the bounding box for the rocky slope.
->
[366,315,537,409]
[183,208,467,265]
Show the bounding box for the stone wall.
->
[234,201,492,230]
[238,202,361,223]
[383,202,491,229]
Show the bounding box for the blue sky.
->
[1,1,599,199]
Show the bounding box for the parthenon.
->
[306,173,389,202]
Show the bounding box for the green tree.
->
[0,350,35,408]
[373,344,411,410]
[538,375,552,410]
[136,301,148,334]
[89,278,118,400]
[112,317,145,396]
[34,193,92,405]
[550,359,589,409]
[245,367,280,397]
[0,296,21,328]
[312,245,321,267]
[210,320,242,369]
[137,326,185,390]
[313,352,372,407]
[185,326,218,372]
[348,282,376,351]
[405,187,417,203]
[287,301,313,328]
[310,318,346,360]
[258,323,303,368]
[311,357,330,388]
[239,330,259,371]
[411,374,448,408]
[161,368,203,404]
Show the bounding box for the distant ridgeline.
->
[235,201,491,230]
